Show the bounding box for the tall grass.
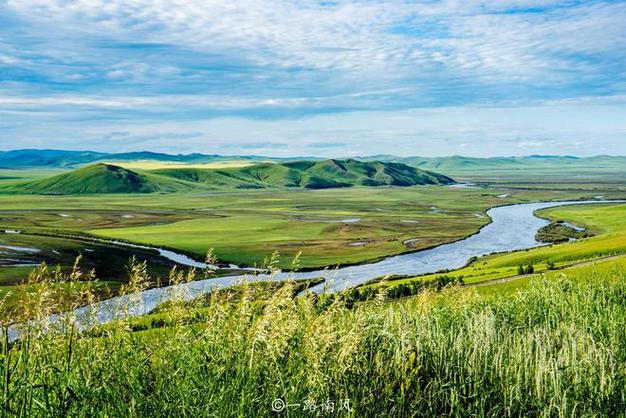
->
[0,259,624,417]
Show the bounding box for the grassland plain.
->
[392,157,626,193]
[79,191,626,268]
[0,185,611,273]
[0,168,65,184]
[1,256,624,417]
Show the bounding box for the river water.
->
[65,199,622,325]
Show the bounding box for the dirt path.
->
[468,254,626,288]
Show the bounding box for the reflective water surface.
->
[77,200,621,325]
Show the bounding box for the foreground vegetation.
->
[1,257,625,417]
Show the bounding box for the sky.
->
[0,0,625,157]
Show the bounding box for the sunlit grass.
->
[1,256,624,417]
[105,159,260,170]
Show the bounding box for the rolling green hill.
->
[0,160,454,194]
[152,159,455,190]
[0,163,197,194]
[3,150,625,182]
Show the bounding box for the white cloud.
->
[2,1,625,155]
[517,141,545,149]
[0,88,428,112]
[7,0,625,84]
[0,53,23,65]
[0,96,156,108]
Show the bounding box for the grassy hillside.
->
[1,160,454,195]
[152,159,455,190]
[3,150,625,186]
[2,258,625,416]
[0,163,197,194]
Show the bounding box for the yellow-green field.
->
[0,168,65,184]
[103,159,259,170]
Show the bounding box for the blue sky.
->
[0,0,625,157]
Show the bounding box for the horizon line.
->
[1,148,625,160]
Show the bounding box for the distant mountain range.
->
[0,160,454,194]
[357,155,626,172]
[1,149,625,173]
[0,149,292,169]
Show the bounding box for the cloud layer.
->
[1,0,625,155]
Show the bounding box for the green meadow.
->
[0,184,612,274]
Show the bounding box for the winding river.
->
[64,199,623,325]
